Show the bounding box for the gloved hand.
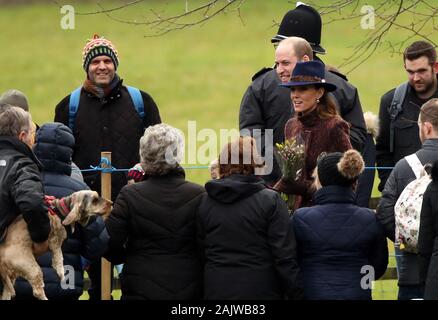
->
[127,163,145,184]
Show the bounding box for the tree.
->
[308,0,437,73]
[55,0,437,74]
[62,0,245,36]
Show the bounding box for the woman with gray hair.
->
[105,124,205,300]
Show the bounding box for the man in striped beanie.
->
[54,33,161,300]
[80,34,120,96]
[82,34,119,72]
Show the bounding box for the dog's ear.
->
[62,192,85,226]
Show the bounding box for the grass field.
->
[1,0,430,300]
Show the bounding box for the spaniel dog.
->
[0,190,112,300]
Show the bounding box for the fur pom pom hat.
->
[317,150,365,187]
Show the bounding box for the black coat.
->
[13,122,109,300]
[105,168,205,300]
[356,133,376,208]
[239,58,367,185]
[377,139,438,286]
[0,137,50,243]
[293,186,388,300]
[375,79,438,191]
[418,161,438,299]
[197,175,300,300]
[54,79,161,200]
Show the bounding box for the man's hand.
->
[32,240,49,257]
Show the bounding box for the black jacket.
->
[377,139,438,285]
[0,137,50,243]
[239,59,367,185]
[418,161,438,299]
[54,79,161,200]
[105,168,205,300]
[197,175,300,300]
[293,186,388,300]
[376,79,438,191]
[13,122,109,300]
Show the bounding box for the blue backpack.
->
[68,86,145,131]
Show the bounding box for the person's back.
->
[13,122,109,300]
[197,137,300,300]
[418,160,438,299]
[377,98,438,299]
[0,106,49,250]
[105,124,204,300]
[293,150,388,300]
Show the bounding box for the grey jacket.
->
[377,138,438,285]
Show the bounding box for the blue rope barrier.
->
[79,157,210,173]
[79,158,394,173]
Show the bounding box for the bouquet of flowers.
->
[274,138,305,212]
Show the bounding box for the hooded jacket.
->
[293,186,388,300]
[0,136,50,243]
[13,123,109,300]
[197,174,300,299]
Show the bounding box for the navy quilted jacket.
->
[14,123,109,300]
[292,186,388,300]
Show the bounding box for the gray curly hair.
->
[139,123,185,176]
[0,104,32,137]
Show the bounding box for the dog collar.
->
[44,195,70,221]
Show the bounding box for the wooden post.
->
[101,151,112,300]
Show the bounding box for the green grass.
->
[1,0,431,188]
[2,0,428,300]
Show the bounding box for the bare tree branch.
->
[61,0,436,73]
[53,0,146,16]
[68,0,245,37]
[309,0,437,74]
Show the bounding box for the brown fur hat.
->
[317,149,364,187]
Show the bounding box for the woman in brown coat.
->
[274,61,352,209]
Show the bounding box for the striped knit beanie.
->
[82,34,119,71]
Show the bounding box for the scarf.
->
[83,74,121,99]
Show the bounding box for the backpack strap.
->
[68,86,145,132]
[68,87,82,131]
[126,86,145,120]
[388,82,409,153]
[405,153,423,179]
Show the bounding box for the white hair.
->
[139,123,185,176]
